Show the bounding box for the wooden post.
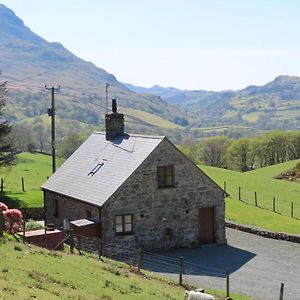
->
[70,232,74,254]
[291,202,294,218]
[279,282,284,300]
[255,192,257,206]
[226,268,230,298]
[137,247,142,272]
[0,178,3,192]
[22,219,26,244]
[21,177,25,192]
[98,238,103,259]
[0,210,4,237]
[238,186,241,201]
[273,197,276,212]
[179,256,184,286]
[224,181,227,193]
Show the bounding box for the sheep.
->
[185,290,215,300]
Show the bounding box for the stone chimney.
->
[105,99,124,140]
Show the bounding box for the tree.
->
[227,138,252,172]
[0,74,15,167]
[201,136,230,168]
[58,134,85,159]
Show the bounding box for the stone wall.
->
[44,190,100,229]
[102,138,226,250]
[20,207,44,220]
[226,221,300,243]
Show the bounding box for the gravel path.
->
[146,228,300,300]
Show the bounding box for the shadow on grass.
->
[0,192,25,208]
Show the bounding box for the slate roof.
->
[42,132,164,207]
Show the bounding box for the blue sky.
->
[1,0,300,90]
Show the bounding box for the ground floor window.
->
[53,199,59,218]
[115,214,133,234]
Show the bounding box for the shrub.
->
[25,219,44,231]
[3,208,23,234]
[0,202,8,212]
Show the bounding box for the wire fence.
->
[224,181,300,220]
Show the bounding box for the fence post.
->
[273,197,276,212]
[279,282,284,300]
[238,186,241,201]
[21,177,25,192]
[291,202,294,218]
[98,238,103,259]
[70,232,74,254]
[22,219,26,244]
[0,178,3,192]
[137,247,142,273]
[224,181,227,193]
[179,256,184,285]
[255,192,257,207]
[226,268,230,298]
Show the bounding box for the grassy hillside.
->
[0,238,186,300]
[0,152,60,207]
[120,108,182,129]
[202,160,300,234]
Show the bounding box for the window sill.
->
[157,185,175,189]
[115,231,134,236]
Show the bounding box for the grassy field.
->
[0,152,63,208]
[201,160,300,233]
[120,108,182,129]
[0,238,252,300]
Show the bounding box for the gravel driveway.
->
[143,228,300,300]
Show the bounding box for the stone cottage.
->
[42,100,226,251]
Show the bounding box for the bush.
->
[0,203,23,234]
[25,219,44,231]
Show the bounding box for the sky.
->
[1,0,300,91]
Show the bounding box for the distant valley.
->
[1,3,300,146]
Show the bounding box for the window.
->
[157,166,174,188]
[86,210,92,219]
[53,199,59,218]
[88,163,104,176]
[115,214,133,234]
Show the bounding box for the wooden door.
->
[199,207,215,244]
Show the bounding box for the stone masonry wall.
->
[102,138,226,250]
[44,190,100,229]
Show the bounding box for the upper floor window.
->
[115,214,133,235]
[157,166,174,188]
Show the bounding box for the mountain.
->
[0,4,190,134]
[125,76,300,131]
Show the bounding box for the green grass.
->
[120,108,182,129]
[242,111,264,122]
[0,238,252,300]
[201,160,300,234]
[0,152,63,208]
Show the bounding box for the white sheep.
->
[185,290,215,300]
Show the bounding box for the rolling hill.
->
[0,4,190,133]
[125,76,300,131]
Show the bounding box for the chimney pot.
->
[112,99,117,113]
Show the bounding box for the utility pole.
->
[45,85,60,174]
[105,83,109,113]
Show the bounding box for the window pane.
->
[166,166,173,176]
[157,167,165,186]
[124,215,132,223]
[116,216,122,225]
[116,224,123,232]
[165,175,173,186]
[124,223,132,232]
